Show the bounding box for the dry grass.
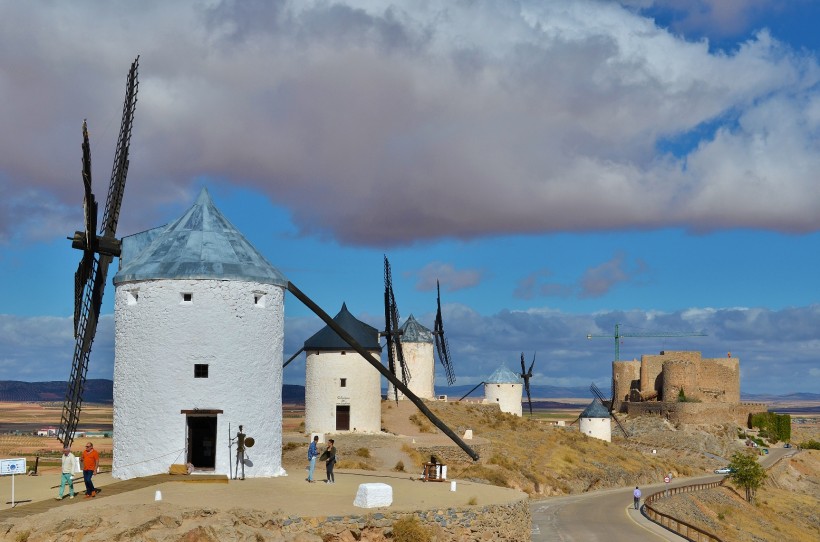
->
[415,401,690,497]
[408,413,435,433]
[392,515,432,542]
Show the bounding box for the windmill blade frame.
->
[433,280,456,385]
[383,256,409,402]
[58,57,139,447]
[519,352,534,416]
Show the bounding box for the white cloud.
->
[0,1,818,248]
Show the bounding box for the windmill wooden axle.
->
[70,231,122,257]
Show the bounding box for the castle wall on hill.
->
[626,401,767,426]
[696,356,740,403]
[615,350,745,419]
[640,355,666,398]
[612,360,641,412]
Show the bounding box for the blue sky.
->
[1,1,819,395]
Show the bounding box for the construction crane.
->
[586,323,707,408]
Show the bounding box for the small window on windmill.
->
[181,292,193,304]
[127,290,139,306]
[194,364,209,378]
[253,292,266,308]
[340,378,347,388]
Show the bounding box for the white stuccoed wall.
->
[304,350,381,434]
[385,341,435,400]
[484,382,523,417]
[113,278,285,480]
[580,417,612,442]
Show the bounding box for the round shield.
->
[244,436,255,448]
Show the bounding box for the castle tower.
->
[612,359,641,412]
[112,188,287,479]
[483,366,523,416]
[579,399,612,442]
[304,304,382,434]
[386,314,435,401]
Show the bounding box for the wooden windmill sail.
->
[519,352,536,416]
[433,280,456,385]
[58,57,139,446]
[383,256,409,401]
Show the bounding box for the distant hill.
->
[0,380,112,403]
[0,380,306,405]
[741,392,820,402]
[2,381,816,405]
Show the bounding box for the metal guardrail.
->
[643,480,725,542]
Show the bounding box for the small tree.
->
[728,451,766,502]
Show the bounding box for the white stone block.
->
[353,483,393,508]
[463,429,473,440]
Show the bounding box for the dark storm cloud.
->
[1,1,820,248]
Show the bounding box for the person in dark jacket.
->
[324,439,337,484]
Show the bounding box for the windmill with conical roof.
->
[303,303,382,435]
[112,188,287,479]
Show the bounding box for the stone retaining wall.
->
[626,401,767,426]
[279,497,531,540]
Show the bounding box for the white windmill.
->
[112,188,287,479]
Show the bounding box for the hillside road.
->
[531,445,796,541]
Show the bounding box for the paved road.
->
[530,446,795,541]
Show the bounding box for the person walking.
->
[324,439,337,484]
[82,442,100,498]
[633,486,641,510]
[306,435,320,483]
[55,446,78,500]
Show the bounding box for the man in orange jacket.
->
[81,442,100,498]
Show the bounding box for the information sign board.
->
[0,458,26,476]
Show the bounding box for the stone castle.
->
[613,351,765,425]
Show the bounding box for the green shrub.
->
[801,439,820,450]
[749,412,791,442]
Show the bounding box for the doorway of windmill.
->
[187,415,217,469]
[335,405,350,431]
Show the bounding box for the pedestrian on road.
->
[633,486,641,510]
[82,442,100,498]
[55,446,77,500]
[306,435,319,483]
[324,439,336,484]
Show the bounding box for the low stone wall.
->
[279,497,531,540]
[626,401,767,426]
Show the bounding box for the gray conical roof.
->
[581,398,611,418]
[400,314,433,343]
[304,303,381,351]
[486,365,522,384]
[114,188,287,286]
